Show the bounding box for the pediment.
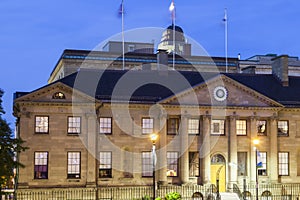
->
[160,74,283,107]
[14,82,99,104]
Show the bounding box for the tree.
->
[0,89,27,198]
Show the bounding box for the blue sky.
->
[1,0,300,126]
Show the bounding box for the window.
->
[257,120,267,136]
[128,44,135,52]
[211,119,225,135]
[189,152,199,177]
[68,116,81,134]
[278,152,289,176]
[100,117,112,134]
[99,152,112,178]
[142,152,153,177]
[278,120,289,136]
[34,152,48,179]
[236,120,247,135]
[67,152,81,179]
[258,152,267,176]
[35,116,49,133]
[188,119,200,134]
[142,118,154,134]
[237,152,247,176]
[167,152,178,176]
[167,118,179,135]
[52,92,65,99]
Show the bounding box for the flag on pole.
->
[256,150,263,168]
[169,0,175,24]
[118,0,124,17]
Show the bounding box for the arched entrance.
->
[210,154,226,192]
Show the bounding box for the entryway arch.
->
[210,154,226,192]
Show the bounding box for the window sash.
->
[211,119,225,135]
[67,152,81,179]
[142,118,154,134]
[189,152,199,177]
[258,152,267,176]
[257,120,267,136]
[167,152,178,177]
[99,152,112,178]
[278,152,289,176]
[167,118,179,135]
[35,116,49,133]
[188,119,200,134]
[68,116,81,134]
[278,121,289,136]
[236,120,247,135]
[34,152,48,179]
[142,152,153,177]
[100,117,112,134]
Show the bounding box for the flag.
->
[118,0,124,17]
[169,0,175,23]
[256,150,263,168]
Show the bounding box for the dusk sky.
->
[1,0,300,126]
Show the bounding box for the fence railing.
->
[15,183,300,200]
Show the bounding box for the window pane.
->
[189,152,199,177]
[211,120,225,135]
[237,152,247,176]
[188,119,199,134]
[257,120,267,136]
[100,117,112,134]
[34,152,48,179]
[142,152,153,177]
[278,121,289,136]
[167,118,179,135]
[142,118,154,134]
[68,117,81,134]
[35,116,49,133]
[258,152,267,176]
[99,152,112,178]
[278,152,289,176]
[236,120,247,135]
[167,152,178,176]
[67,152,80,178]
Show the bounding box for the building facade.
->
[14,52,300,193]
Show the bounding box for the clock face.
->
[213,86,227,101]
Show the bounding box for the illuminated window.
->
[167,118,179,135]
[167,152,178,177]
[211,119,225,135]
[100,117,112,134]
[35,116,49,133]
[258,152,267,176]
[236,120,247,135]
[188,119,200,134]
[237,152,247,176]
[278,120,289,136]
[142,152,152,177]
[278,152,289,176]
[68,116,81,134]
[52,92,65,99]
[99,152,112,178]
[67,152,81,179]
[257,120,267,136]
[34,152,48,179]
[142,118,154,134]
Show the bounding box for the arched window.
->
[242,191,252,200]
[211,154,226,164]
[261,190,272,200]
[52,92,65,99]
[192,192,203,200]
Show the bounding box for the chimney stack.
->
[272,55,289,86]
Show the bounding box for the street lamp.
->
[150,133,158,200]
[253,139,259,200]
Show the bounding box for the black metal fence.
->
[14,183,300,200]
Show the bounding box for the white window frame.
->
[100,117,112,134]
[67,152,81,179]
[142,118,154,134]
[236,119,247,135]
[68,116,81,134]
[35,116,49,133]
[188,119,200,134]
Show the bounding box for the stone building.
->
[14,51,300,192]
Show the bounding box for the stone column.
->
[157,114,167,185]
[86,113,97,187]
[201,115,211,184]
[180,114,189,184]
[269,117,278,183]
[229,116,237,185]
[250,116,257,184]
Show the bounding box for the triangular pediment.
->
[14,82,100,104]
[160,74,283,107]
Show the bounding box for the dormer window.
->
[53,92,65,99]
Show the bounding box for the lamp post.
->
[253,139,259,200]
[150,134,158,200]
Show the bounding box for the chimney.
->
[157,49,168,70]
[272,55,289,86]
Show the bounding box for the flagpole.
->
[121,0,125,70]
[170,0,175,70]
[224,8,228,73]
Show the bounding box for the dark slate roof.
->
[167,24,184,33]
